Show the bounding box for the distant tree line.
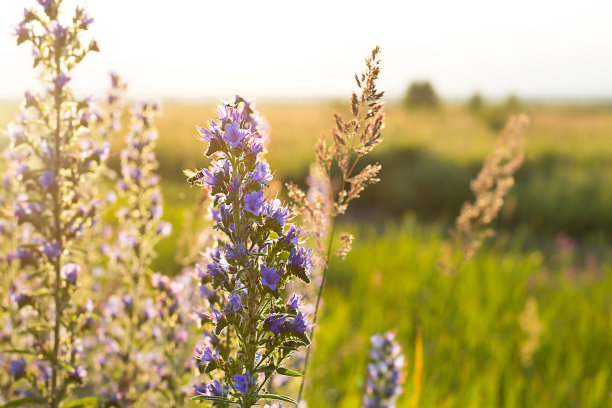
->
[403,79,522,131]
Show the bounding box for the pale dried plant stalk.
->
[286,164,331,258]
[454,114,529,260]
[292,46,385,403]
[288,45,384,261]
[336,232,354,261]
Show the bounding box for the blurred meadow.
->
[4,98,611,406]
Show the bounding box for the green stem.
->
[296,216,337,403]
[50,48,64,408]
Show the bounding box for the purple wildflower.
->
[244,190,265,216]
[152,273,170,290]
[210,306,224,324]
[14,201,41,220]
[12,291,32,309]
[208,379,227,397]
[79,8,94,28]
[122,295,133,310]
[264,314,286,335]
[219,203,233,220]
[252,161,272,184]
[260,265,281,290]
[263,199,290,227]
[33,361,52,383]
[24,90,35,105]
[216,104,231,121]
[227,292,242,312]
[14,21,29,44]
[248,139,264,156]
[233,373,249,394]
[281,225,300,246]
[195,345,219,363]
[290,312,310,334]
[288,247,312,273]
[39,170,55,190]
[61,263,81,284]
[193,383,207,396]
[68,366,87,383]
[96,143,110,161]
[223,122,246,148]
[7,123,24,143]
[42,240,61,260]
[10,358,26,378]
[119,232,138,249]
[207,261,229,283]
[195,379,227,397]
[363,331,405,407]
[16,247,34,265]
[49,21,66,39]
[225,243,246,260]
[286,294,300,310]
[54,73,71,89]
[189,98,313,404]
[196,123,219,142]
[228,176,241,194]
[210,207,221,223]
[201,169,217,187]
[156,221,172,237]
[37,0,52,9]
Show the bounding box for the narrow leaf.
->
[259,394,297,405]
[1,397,47,407]
[255,364,277,373]
[62,397,98,408]
[1,349,36,355]
[191,395,233,403]
[276,367,303,377]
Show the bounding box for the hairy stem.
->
[50,49,64,408]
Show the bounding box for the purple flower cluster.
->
[99,72,127,138]
[362,331,405,408]
[84,100,201,406]
[117,101,171,249]
[92,269,199,406]
[190,97,312,407]
[0,1,109,405]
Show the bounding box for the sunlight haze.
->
[1,0,611,101]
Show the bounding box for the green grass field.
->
[310,218,612,407]
[2,100,611,406]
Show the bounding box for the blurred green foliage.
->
[404,80,440,109]
[308,217,612,407]
[467,92,484,112]
[467,93,524,131]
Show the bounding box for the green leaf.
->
[214,317,228,336]
[291,332,311,346]
[0,397,47,407]
[1,349,36,355]
[276,367,303,377]
[205,138,223,157]
[255,364,276,373]
[191,395,235,403]
[259,394,297,405]
[279,251,290,262]
[204,361,218,374]
[62,397,98,408]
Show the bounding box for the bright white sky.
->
[1,0,611,101]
